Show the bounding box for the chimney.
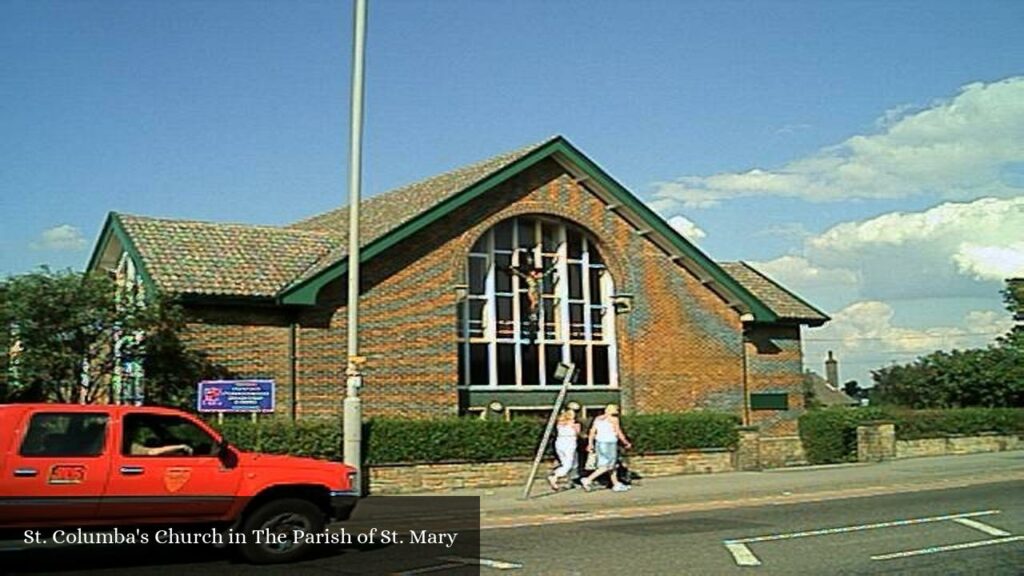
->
[825,350,839,388]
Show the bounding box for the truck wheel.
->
[237,498,325,564]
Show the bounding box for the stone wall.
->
[896,434,1022,459]
[368,449,735,494]
[369,461,532,494]
[857,422,896,462]
[758,436,807,468]
[627,450,733,477]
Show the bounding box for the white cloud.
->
[775,123,812,135]
[806,197,1024,300]
[653,77,1024,209]
[745,197,1023,304]
[803,300,1014,385]
[667,215,706,242]
[30,225,86,252]
[755,222,813,241]
[953,242,1024,281]
[751,255,858,294]
[779,198,1022,384]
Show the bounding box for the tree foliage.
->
[1,268,226,407]
[871,279,1024,408]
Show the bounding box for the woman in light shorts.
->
[547,408,581,491]
[581,404,632,492]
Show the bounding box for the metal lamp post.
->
[343,0,368,496]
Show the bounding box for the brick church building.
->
[88,136,828,434]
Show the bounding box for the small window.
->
[123,414,217,457]
[20,413,109,457]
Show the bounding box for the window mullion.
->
[581,237,593,386]
[486,233,498,387]
[604,270,619,389]
[557,224,570,375]
[511,219,522,387]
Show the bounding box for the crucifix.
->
[507,252,559,325]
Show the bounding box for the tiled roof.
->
[117,214,337,298]
[804,371,859,406]
[718,261,829,323]
[107,137,827,326]
[113,137,555,298]
[286,136,557,284]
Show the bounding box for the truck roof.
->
[1,403,190,414]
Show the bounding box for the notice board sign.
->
[197,379,275,413]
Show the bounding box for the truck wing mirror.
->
[217,440,239,469]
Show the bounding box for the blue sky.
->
[3,0,1023,387]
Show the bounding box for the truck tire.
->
[237,498,325,564]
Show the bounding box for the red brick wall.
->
[745,324,805,435]
[181,306,295,414]
[178,159,805,432]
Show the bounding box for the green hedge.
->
[799,407,1024,464]
[365,418,542,464]
[889,408,1024,440]
[798,407,890,465]
[210,411,740,464]
[214,417,343,460]
[624,412,740,452]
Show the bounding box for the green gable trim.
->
[279,140,561,305]
[278,137,778,322]
[551,141,778,323]
[85,212,158,297]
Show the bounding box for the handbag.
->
[585,450,597,470]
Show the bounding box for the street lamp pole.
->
[343,0,368,495]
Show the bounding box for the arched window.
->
[458,216,618,388]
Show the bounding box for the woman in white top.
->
[547,408,581,491]
[581,404,632,492]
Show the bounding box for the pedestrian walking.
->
[581,404,632,492]
[548,408,581,490]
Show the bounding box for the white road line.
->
[952,517,1011,537]
[439,556,524,570]
[393,562,467,575]
[724,542,762,566]
[871,535,1024,561]
[730,510,1000,544]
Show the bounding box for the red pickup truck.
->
[0,403,359,563]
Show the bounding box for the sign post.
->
[521,362,576,500]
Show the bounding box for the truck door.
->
[99,412,241,523]
[0,411,111,526]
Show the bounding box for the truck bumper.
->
[329,491,359,521]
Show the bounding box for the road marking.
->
[439,556,523,570]
[724,542,761,566]
[729,510,1000,544]
[393,562,467,575]
[722,510,1004,567]
[871,535,1024,561]
[952,517,1011,537]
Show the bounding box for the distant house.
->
[803,371,859,408]
[88,136,828,434]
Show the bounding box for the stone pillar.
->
[857,422,896,462]
[735,427,761,471]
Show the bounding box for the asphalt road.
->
[2,481,1022,575]
[480,480,1024,575]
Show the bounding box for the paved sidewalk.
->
[450,451,1024,529]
